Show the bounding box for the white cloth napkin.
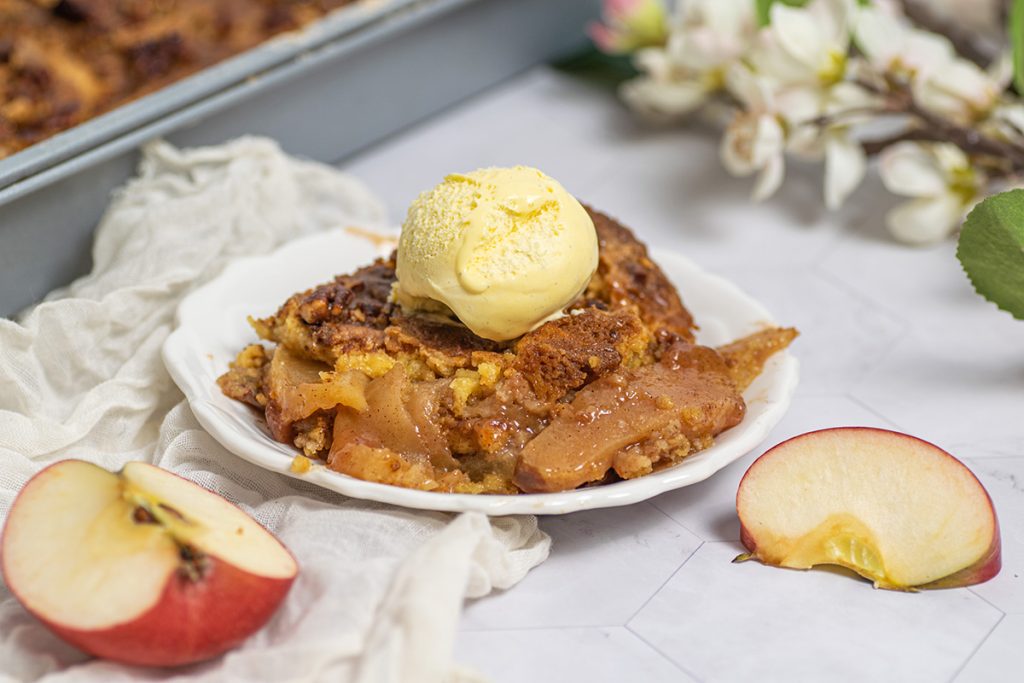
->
[0,138,550,683]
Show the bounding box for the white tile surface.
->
[955,615,1022,682]
[712,266,907,396]
[629,542,1002,683]
[819,214,1004,328]
[455,627,694,683]
[340,67,1022,683]
[850,328,1024,455]
[461,503,701,629]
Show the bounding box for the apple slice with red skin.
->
[1,460,298,667]
[735,427,1000,590]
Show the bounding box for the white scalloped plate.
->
[163,228,798,515]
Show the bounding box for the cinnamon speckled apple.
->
[735,427,1000,590]
[1,460,298,666]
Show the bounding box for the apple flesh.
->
[1,460,298,666]
[736,427,1000,590]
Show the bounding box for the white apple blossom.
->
[879,142,982,244]
[855,6,1008,124]
[719,64,786,201]
[823,128,867,210]
[621,0,756,119]
[598,0,1021,242]
[775,80,873,210]
[988,103,1024,141]
[914,59,1007,124]
[751,0,853,88]
[854,8,955,82]
[732,0,871,208]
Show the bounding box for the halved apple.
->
[1,460,298,666]
[735,427,1000,590]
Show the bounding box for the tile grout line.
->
[948,612,1005,683]
[964,586,1009,617]
[810,261,913,330]
[648,498,707,540]
[623,540,705,627]
[808,218,862,265]
[456,624,703,681]
[810,267,916,396]
[458,623,638,633]
[625,622,707,683]
[843,392,907,431]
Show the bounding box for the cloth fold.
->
[0,138,550,683]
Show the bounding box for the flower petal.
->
[620,77,709,119]
[720,113,783,176]
[772,3,827,69]
[914,59,999,121]
[604,0,640,23]
[931,143,970,174]
[902,30,955,77]
[886,194,965,244]
[672,0,755,71]
[776,85,824,125]
[854,7,954,78]
[725,63,772,110]
[633,46,674,80]
[878,142,948,198]
[988,51,1013,90]
[825,81,876,116]
[942,60,999,106]
[994,104,1024,136]
[853,7,904,65]
[824,132,867,209]
[588,22,624,53]
[809,0,851,49]
[749,32,810,85]
[752,153,786,202]
[721,117,755,176]
[702,0,756,39]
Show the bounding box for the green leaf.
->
[1013,0,1024,94]
[553,46,639,88]
[957,190,1024,320]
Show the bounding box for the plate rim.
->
[163,228,799,515]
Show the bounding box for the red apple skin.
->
[28,556,295,667]
[736,427,1002,590]
[0,461,299,667]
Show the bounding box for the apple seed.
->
[132,507,157,524]
[177,544,209,583]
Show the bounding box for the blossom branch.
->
[592,0,1023,244]
[853,77,1024,173]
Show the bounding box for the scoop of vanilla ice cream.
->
[394,166,598,342]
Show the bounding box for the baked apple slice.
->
[735,427,1000,590]
[1,460,297,666]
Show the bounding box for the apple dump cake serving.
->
[218,167,796,494]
